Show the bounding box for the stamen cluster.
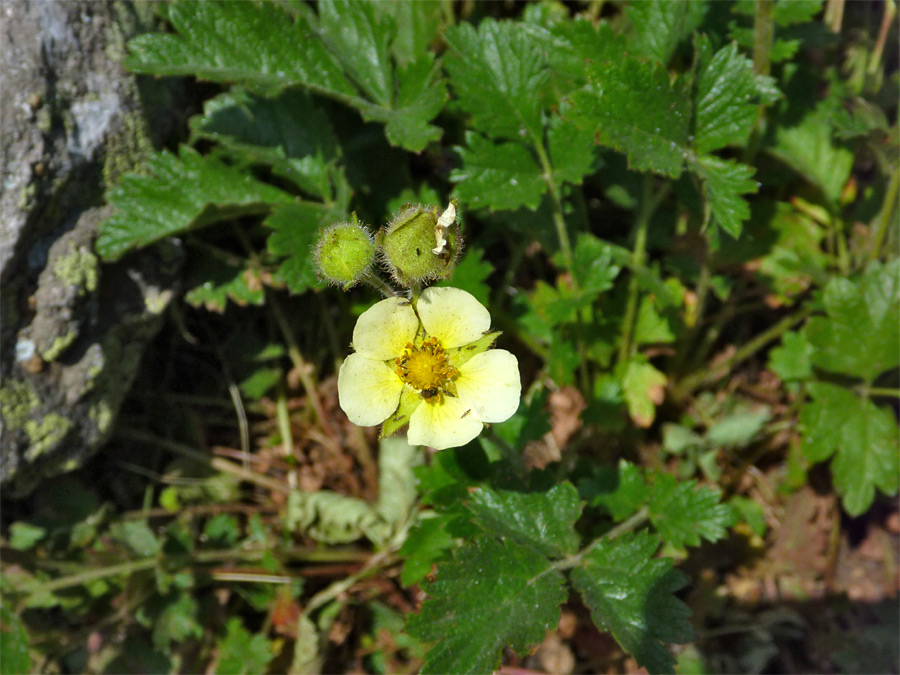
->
[393,337,458,400]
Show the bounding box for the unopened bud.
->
[379,200,462,287]
[314,218,375,289]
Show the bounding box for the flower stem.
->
[363,271,399,298]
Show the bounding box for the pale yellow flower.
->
[337,287,521,450]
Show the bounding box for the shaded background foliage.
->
[1,1,898,674]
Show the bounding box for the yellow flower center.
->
[393,337,458,400]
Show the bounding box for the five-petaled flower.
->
[337,287,521,450]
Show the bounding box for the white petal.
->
[456,350,521,423]
[417,287,491,348]
[408,395,484,450]
[338,354,404,426]
[352,296,419,360]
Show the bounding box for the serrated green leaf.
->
[127,1,354,95]
[406,538,566,674]
[568,43,691,177]
[451,133,545,211]
[97,147,294,261]
[621,357,667,428]
[128,1,444,152]
[772,109,854,204]
[317,0,392,104]
[466,483,582,558]
[444,19,548,141]
[648,473,736,548]
[375,1,443,66]
[184,247,265,312]
[688,154,758,237]
[694,37,778,153]
[579,459,650,521]
[805,263,900,383]
[216,617,273,675]
[570,531,693,675]
[627,0,707,65]
[800,382,900,516]
[190,88,339,200]
[266,202,342,294]
[769,330,814,382]
[376,54,447,151]
[399,514,456,587]
[773,0,825,25]
[548,112,597,186]
[153,593,203,652]
[570,232,622,296]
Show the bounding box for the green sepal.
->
[448,331,501,369]
[381,385,422,438]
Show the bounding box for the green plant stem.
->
[869,164,899,263]
[866,387,900,399]
[11,545,372,600]
[673,304,813,400]
[117,427,290,494]
[618,175,660,363]
[531,135,576,281]
[743,0,773,164]
[602,506,651,541]
[555,507,650,571]
[268,290,330,430]
[301,549,394,619]
[363,270,399,298]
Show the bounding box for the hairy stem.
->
[618,175,658,363]
[869,164,899,263]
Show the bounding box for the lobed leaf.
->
[97,147,294,261]
[466,483,583,558]
[406,537,566,675]
[693,37,778,154]
[128,1,444,152]
[190,88,340,200]
[688,154,758,237]
[444,19,549,141]
[800,382,900,516]
[127,1,354,96]
[570,531,693,675]
[805,262,900,383]
[451,133,545,211]
[647,472,737,548]
[626,0,707,65]
[568,55,691,177]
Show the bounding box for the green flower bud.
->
[379,200,463,287]
[314,219,375,289]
